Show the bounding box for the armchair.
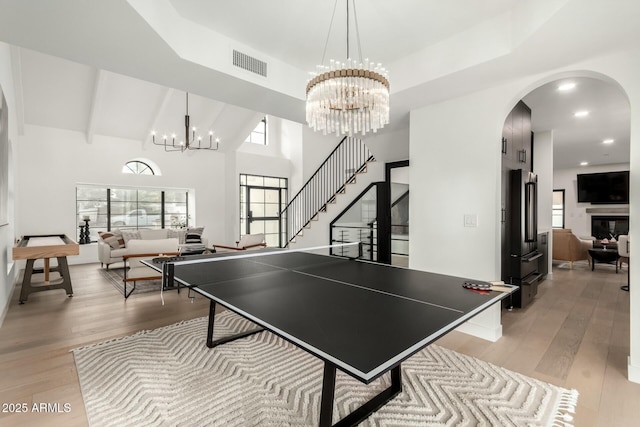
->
[552,229,592,269]
[212,233,267,252]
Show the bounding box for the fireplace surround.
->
[591,215,629,240]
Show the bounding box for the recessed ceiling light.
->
[574,110,589,117]
[558,82,576,91]
[580,161,589,166]
[602,139,614,144]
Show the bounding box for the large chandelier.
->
[306,0,389,137]
[151,92,220,152]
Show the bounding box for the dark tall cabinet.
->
[501,101,544,308]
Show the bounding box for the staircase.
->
[281,136,376,245]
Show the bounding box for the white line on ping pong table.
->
[248,258,465,314]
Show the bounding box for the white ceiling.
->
[0,0,636,169]
[168,0,516,71]
[523,77,630,170]
[18,48,262,152]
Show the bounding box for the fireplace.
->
[591,215,629,240]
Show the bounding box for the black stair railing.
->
[281,136,375,245]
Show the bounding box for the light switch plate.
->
[464,214,478,227]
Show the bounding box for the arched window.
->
[122,160,154,175]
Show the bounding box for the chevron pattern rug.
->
[73,312,578,426]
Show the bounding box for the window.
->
[239,174,287,247]
[244,117,267,145]
[76,185,189,242]
[122,160,154,175]
[552,189,565,228]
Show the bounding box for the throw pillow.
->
[98,231,125,248]
[185,227,204,244]
[167,228,187,244]
[103,235,123,249]
[121,230,142,245]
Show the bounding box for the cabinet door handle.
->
[518,149,527,163]
[501,137,507,154]
[501,208,506,224]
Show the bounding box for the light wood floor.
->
[0,261,638,426]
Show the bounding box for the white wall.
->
[554,163,629,238]
[15,116,301,262]
[300,128,342,195]
[0,42,18,324]
[410,92,505,340]
[409,48,640,382]
[226,120,294,243]
[362,127,410,164]
[278,118,304,192]
[16,125,227,256]
[410,87,504,280]
[534,131,554,274]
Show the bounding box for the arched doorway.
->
[500,75,631,308]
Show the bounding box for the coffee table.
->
[588,248,620,272]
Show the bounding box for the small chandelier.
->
[306,0,389,137]
[151,92,220,152]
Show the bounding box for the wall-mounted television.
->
[577,171,629,204]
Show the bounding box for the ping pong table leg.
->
[206,300,266,348]
[319,363,337,427]
[207,300,217,348]
[319,363,402,427]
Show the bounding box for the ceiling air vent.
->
[233,50,267,77]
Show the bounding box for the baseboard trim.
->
[628,356,640,384]
[456,321,503,342]
[455,303,503,342]
[0,262,18,328]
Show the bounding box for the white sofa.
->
[98,228,207,268]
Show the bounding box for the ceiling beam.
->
[9,46,25,136]
[205,102,226,145]
[223,111,265,154]
[86,69,107,144]
[142,87,174,148]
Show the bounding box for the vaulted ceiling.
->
[0,0,638,167]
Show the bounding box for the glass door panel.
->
[247,187,283,247]
[240,174,288,248]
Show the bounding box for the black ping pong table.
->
[144,248,513,426]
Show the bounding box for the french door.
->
[240,174,288,248]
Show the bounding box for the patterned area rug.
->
[99,267,161,297]
[73,313,578,426]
